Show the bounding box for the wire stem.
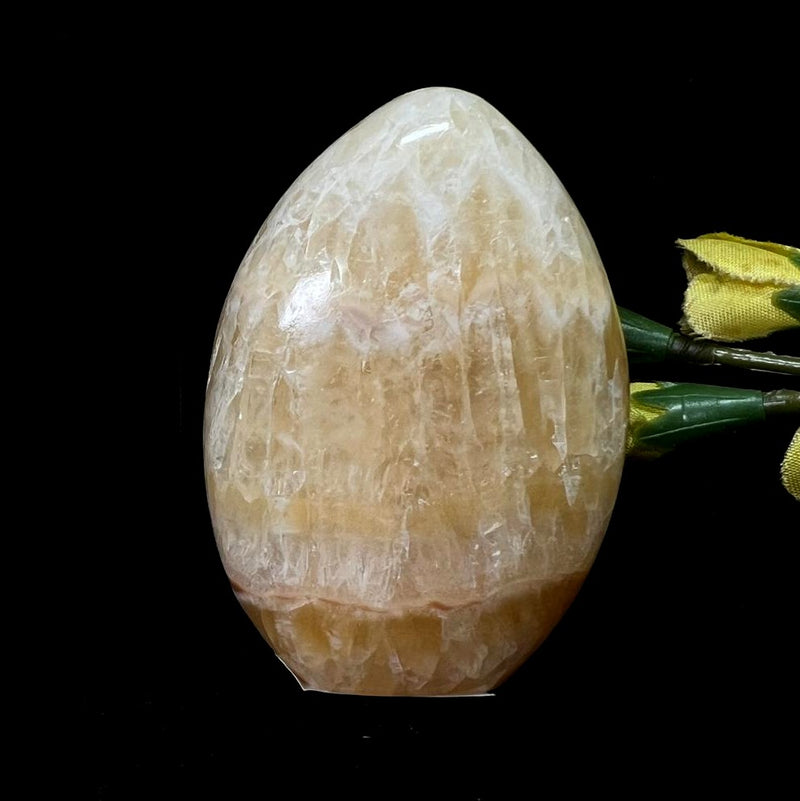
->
[763,389,800,417]
[692,342,800,377]
[666,332,800,376]
[618,308,800,377]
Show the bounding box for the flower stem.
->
[763,389,800,417]
[618,307,800,377]
[691,342,800,377]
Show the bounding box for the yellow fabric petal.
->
[682,250,712,281]
[626,382,663,454]
[683,272,797,341]
[781,428,800,502]
[678,233,800,286]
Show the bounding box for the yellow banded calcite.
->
[204,87,628,695]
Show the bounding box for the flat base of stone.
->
[235,571,586,696]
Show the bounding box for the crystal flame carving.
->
[204,87,628,695]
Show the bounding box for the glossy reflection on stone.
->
[204,87,628,696]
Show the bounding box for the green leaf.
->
[618,307,674,365]
[628,382,766,458]
[773,286,800,323]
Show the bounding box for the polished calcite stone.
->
[204,87,628,695]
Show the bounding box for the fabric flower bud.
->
[627,381,770,459]
[781,428,800,502]
[678,233,800,342]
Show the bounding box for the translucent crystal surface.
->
[204,87,628,695]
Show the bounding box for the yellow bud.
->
[626,382,663,455]
[781,428,800,502]
[678,233,800,341]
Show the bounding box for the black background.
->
[50,17,799,797]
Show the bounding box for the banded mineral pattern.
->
[204,87,628,695]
